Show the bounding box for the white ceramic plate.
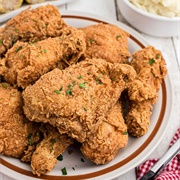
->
[0,11,173,180]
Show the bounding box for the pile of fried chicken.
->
[0,5,167,177]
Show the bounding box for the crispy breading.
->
[22,58,136,143]
[0,83,41,158]
[81,102,128,164]
[31,124,74,177]
[0,26,86,89]
[80,23,130,63]
[0,5,67,55]
[126,46,167,137]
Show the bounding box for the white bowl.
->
[117,0,180,37]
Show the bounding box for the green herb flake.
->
[149,58,155,65]
[33,19,38,23]
[16,46,22,52]
[44,49,47,53]
[66,89,72,96]
[54,89,60,94]
[81,158,85,162]
[1,83,7,89]
[156,54,161,59]
[61,167,67,175]
[123,131,128,135]
[27,133,32,146]
[90,39,94,43]
[101,70,105,75]
[14,29,18,33]
[59,86,63,91]
[116,35,121,38]
[77,75,82,79]
[0,40,2,44]
[79,83,86,89]
[83,106,87,111]
[57,154,63,161]
[72,167,75,171]
[50,138,56,145]
[68,84,73,90]
[42,24,45,29]
[95,76,103,84]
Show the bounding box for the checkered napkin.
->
[136,128,180,180]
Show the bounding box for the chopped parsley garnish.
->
[123,131,128,135]
[116,35,121,38]
[61,167,67,175]
[57,154,63,161]
[44,49,47,53]
[66,89,72,95]
[81,158,85,162]
[79,83,86,89]
[90,39,94,43]
[54,89,60,94]
[0,40,2,44]
[14,29,18,33]
[50,138,56,145]
[42,24,45,29]
[27,133,32,146]
[95,76,103,84]
[156,54,160,59]
[68,84,73,90]
[83,106,87,111]
[59,86,63,91]
[149,58,155,65]
[1,83,7,89]
[33,19,38,23]
[16,46,22,52]
[72,167,75,171]
[101,70,105,75]
[77,75,82,79]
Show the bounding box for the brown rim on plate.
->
[0,15,167,179]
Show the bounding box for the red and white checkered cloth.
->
[136,128,180,180]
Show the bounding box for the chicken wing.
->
[126,46,167,137]
[81,102,128,164]
[22,58,136,143]
[0,4,67,55]
[80,23,130,63]
[0,82,42,158]
[0,26,86,89]
[31,124,74,176]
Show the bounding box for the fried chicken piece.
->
[23,58,136,143]
[0,5,67,55]
[126,46,167,137]
[31,124,74,177]
[80,23,130,63]
[81,102,128,164]
[0,26,86,89]
[0,82,42,158]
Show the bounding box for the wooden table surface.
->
[0,0,179,180]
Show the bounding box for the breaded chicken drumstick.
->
[126,46,167,137]
[31,124,74,177]
[0,26,86,89]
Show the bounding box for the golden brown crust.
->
[80,23,130,64]
[81,102,128,164]
[31,124,74,176]
[126,46,167,137]
[0,83,41,158]
[0,5,67,55]
[22,58,136,143]
[0,26,86,89]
